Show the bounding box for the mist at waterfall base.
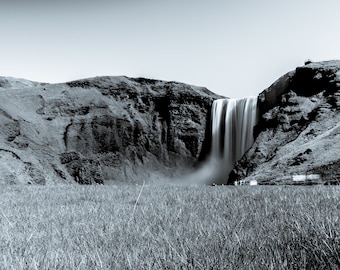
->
[182,97,258,185]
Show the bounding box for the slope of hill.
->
[0,76,222,185]
[1,60,339,186]
[230,61,340,185]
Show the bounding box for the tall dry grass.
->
[0,185,339,269]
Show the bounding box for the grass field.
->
[0,184,339,269]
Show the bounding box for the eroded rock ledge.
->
[230,61,340,184]
[0,76,222,184]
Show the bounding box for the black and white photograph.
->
[0,0,339,269]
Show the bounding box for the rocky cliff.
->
[2,61,339,186]
[229,61,340,185]
[0,76,222,185]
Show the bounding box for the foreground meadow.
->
[0,184,339,269]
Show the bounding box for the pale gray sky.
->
[1,0,340,97]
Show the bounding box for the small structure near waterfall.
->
[234,179,258,186]
[249,180,258,185]
[292,174,320,182]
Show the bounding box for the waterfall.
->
[180,96,258,185]
[209,97,258,184]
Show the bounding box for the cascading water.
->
[209,97,258,184]
[181,96,258,185]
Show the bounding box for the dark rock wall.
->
[230,61,340,184]
[63,78,220,177]
[0,76,222,184]
[257,71,295,117]
[2,61,338,185]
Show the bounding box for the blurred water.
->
[209,97,258,184]
[183,97,258,185]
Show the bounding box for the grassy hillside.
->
[0,185,339,269]
[0,76,220,185]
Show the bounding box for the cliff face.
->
[2,61,338,186]
[0,76,222,185]
[230,61,340,184]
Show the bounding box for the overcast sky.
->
[1,0,340,97]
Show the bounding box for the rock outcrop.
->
[229,61,340,185]
[0,76,222,185]
[2,61,339,186]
